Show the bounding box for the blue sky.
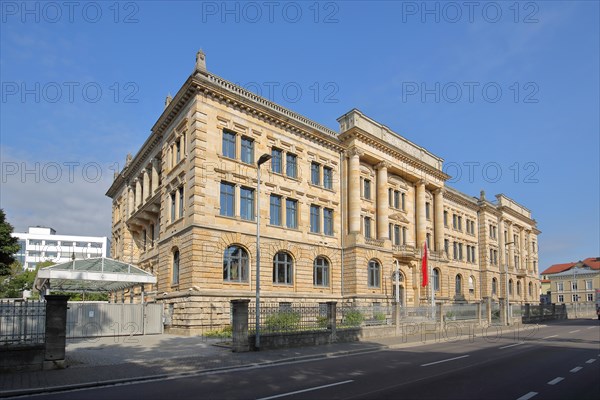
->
[1,1,598,270]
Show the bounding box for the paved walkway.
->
[0,322,541,398]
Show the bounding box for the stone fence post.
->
[44,295,70,369]
[327,301,337,342]
[231,299,250,352]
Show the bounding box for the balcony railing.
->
[365,238,385,247]
[392,244,417,260]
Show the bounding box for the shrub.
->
[204,325,232,338]
[342,309,364,327]
[374,312,386,322]
[316,315,329,328]
[265,311,301,332]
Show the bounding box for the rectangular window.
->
[45,240,58,246]
[558,294,564,303]
[402,227,407,245]
[271,148,282,173]
[285,153,297,178]
[467,246,471,262]
[425,202,431,220]
[556,282,564,292]
[286,199,297,229]
[241,136,254,164]
[310,205,321,233]
[458,216,462,231]
[324,208,334,236]
[220,182,235,217]
[571,281,577,291]
[240,187,255,221]
[444,239,449,256]
[323,167,333,189]
[394,191,400,209]
[401,193,406,210]
[363,179,371,200]
[178,186,184,218]
[585,280,593,290]
[453,242,458,260]
[170,192,176,222]
[222,130,236,159]
[175,141,181,163]
[459,243,463,260]
[587,294,594,302]
[311,162,321,185]
[426,234,431,249]
[270,195,282,226]
[444,211,448,227]
[572,294,579,302]
[364,217,371,238]
[453,214,457,229]
[394,225,400,246]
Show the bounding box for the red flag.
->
[421,242,428,287]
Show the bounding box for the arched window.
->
[273,252,293,284]
[528,282,533,296]
[223,245,249,282]
[469,276,475,294]
[455,274,462,295]
[492,278,498,295]
[313,257,330,287]
[517,280,522,296]
[433,268,440,291]
[172,249,180,285]
[368,260,380,288]
[509,279,514,296]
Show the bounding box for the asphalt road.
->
[21,319,600,400]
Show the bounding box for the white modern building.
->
[12,227,110,270]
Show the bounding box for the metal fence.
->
[340,304,395,327]
[249,303,328,334]
[0,300,46,345]
[566,302,598,317]
[398,306,435,322]
[443,303,478,321]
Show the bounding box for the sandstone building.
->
[106,51,541,333]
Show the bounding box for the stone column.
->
[231,299,250,352]
[128,184,134,217]
[135,178,142,208]
[142,168,149,201]
[348,148,363,233]
[151,158,159,194]
[498,218,505,266]
[376,162,389,240]
[44,294,70,369]
[433,188,444,252]
[507,223,514,269]
[416,180,426,248]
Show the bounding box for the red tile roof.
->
[542,257,600,274]
[541,262,576,275]
[583,257,600,270]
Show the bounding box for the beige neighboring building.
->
[106,51,541,334]
[542,258,600,305]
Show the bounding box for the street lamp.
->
[504,241,514,326]
[572,267,578,318]
[255,153,271,350]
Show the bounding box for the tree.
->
[0,209,20,277]
[0,261,38,298]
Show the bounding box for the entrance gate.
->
[66,302,163,338]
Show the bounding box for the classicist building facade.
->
[106,52,541,333]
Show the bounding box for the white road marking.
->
[586,326,596,330]
[570,367,583,373]
[516,391,538,400]
[499,342,524,349]
[543,335,558,339]
[568,330,580,333]
[585,359,596,364]
[257,380,354,400]
[421,355,470,367]
[547,377,564,385]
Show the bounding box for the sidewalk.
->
[0,322,537,398]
